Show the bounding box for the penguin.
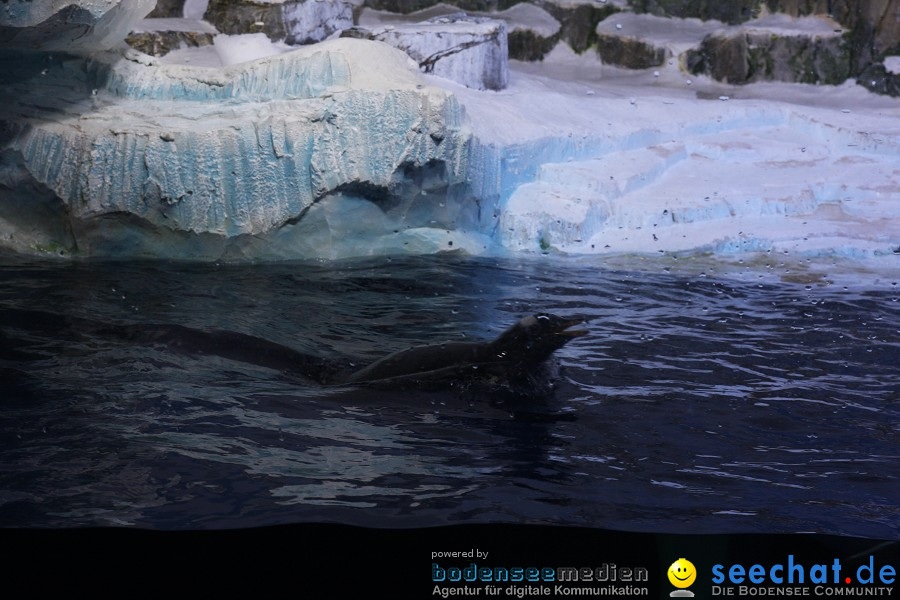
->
[341,314,587,388]
[5,308,586,398]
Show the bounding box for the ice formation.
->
[0,0,897,268]
[483,52,898,264]
[499,123,899,258]
[1,39,471,258]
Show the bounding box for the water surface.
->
[0,255,897,536]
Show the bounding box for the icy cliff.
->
[1,1,898,269]
[467,47,900,264]
[1,39,474,258]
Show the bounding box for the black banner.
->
[5,524,898,597]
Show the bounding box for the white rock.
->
[883,56,900,75]
[359,2,559,57]
[371,15,509,91]
[282,0,353,45]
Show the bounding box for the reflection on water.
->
[0,254,897,535]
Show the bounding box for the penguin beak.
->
[555,318,589,339]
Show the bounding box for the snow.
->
[183,0,210,20]
[358,4,453,27]
[884,56,900,75]
[501,129,897,258]
[742,13,844,37]
[440,46,899,266]
[495,3,560,38]
[595,13,726,54]
[213,33,284,66]
[2,13,897,270]
[161,45,224,67]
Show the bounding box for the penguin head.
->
[490,313,588,365]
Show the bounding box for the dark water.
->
[0,254,897,537]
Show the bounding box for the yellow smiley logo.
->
[668,558,696,588]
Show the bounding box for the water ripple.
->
[0,255,896,535]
